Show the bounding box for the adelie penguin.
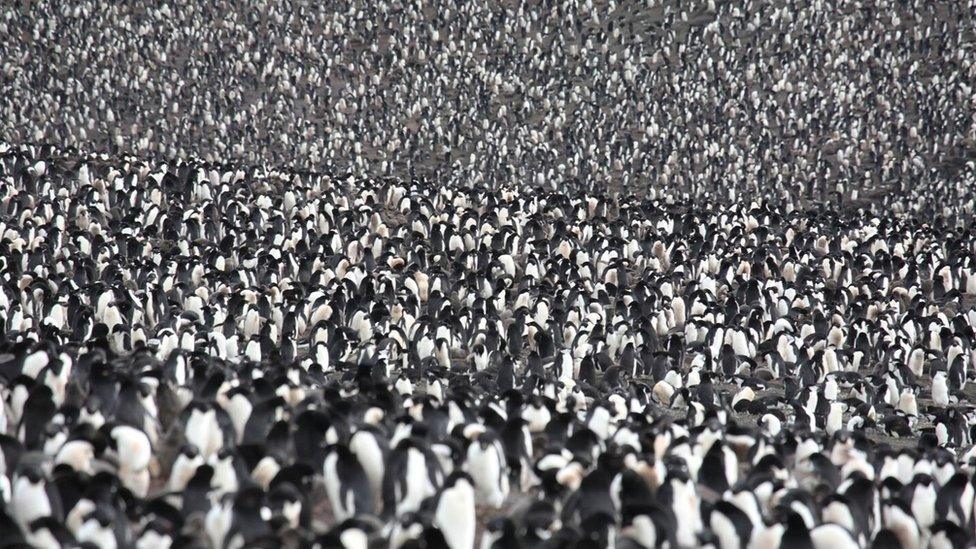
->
[0,0,975,542]
[465,431,510,508]
[383,437,443,519]
[432,471,477,549]
[323,442,375,521]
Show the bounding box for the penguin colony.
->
[1,0,976,547]
[2,0,975,196]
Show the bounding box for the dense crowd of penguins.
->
[2,0,976,548]
[1,0,974,197]
[0,141,974,549]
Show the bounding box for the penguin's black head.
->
[18,465,45,484]
[233,486,266,512]
[270,463,315,493]
[771,505,809,531]
[524,499,558,531]
[96,423,119,452]
[476,432,496,450]
[86,506,114,528]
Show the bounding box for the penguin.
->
[0,1,975,544]
[219,487,272,548]
[349,425,389,506]
[181,400,229,460]
[931,371,951,407]
[11,465,63,532]
[168,444,204,493]
[465,431,510,508]
[267,479,310,532]
[481,516,521,549]
[383,437,443,518]
[323,443,375,521]
[75,507,120,549]
[106,424,153,498]
[709,500,753,549]
[433,472,477,549]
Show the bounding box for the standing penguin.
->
[465,431,510,508]
[221,487,272,548]
[709,500,754,549]
[383,437,444,518]
[11,465,62,532]
[75,507,120,549]
[434,471,477,549]
[932,371,951,407]
[349,425,388,506]
[107,424,153,498]
[323,443,375,521]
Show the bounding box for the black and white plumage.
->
[0,0,973,545]
[323,443,375,521]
